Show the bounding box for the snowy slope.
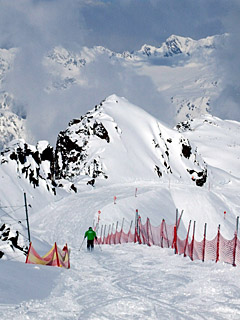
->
[0,94,240,318]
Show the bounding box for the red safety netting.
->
[25,242,70,269]
[97,215,240,267]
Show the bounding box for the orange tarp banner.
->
[25,242,70,269]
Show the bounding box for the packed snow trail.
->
[1,244,240,319]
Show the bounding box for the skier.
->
[84,227,97,251]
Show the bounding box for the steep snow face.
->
[176,115,240,179]
[55,95,207,187]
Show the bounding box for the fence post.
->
[216,225,221,263]
[119,218,124,244]
[137,216,142,244]
[107,225,111,244]
[103,225,107,244]
[147,218,150,246]
[100,225,103,244]
[114,221,119,244]
[233,216,239,267]
[172,209,178,254]
[184,220,191,257]
[190,221,196,261]
[160,219,164,248]
[25,242,32,264]
[110,223,114,245]
[202,223,207,262]
[55,242,60,267]
[135,209,139,243]
[177,209,184,230]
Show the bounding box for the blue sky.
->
[0,0,238,52]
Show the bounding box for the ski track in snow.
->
[1,244,240,319]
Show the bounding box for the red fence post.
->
[25,242,32,264]
[147,218,151,246]
[172,209,178,254]
[216,225,221,263]
[202,223,207,262]
[190,221,196,261]
[233,216,239,267]
[184,220,191,257]
[137,216,142,244]
[114,221,119,245]
[103,225,106,244]
[99,225,103,245]
[119,218,124,244]
[160,219,164,248]
[55,242,60,267]
[135,210,139,243]
[107,225,111,244]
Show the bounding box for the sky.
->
[0,0,239,145]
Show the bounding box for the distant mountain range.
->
[0,33,228,149]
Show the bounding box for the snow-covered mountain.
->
[55,94,207,187]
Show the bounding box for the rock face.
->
[55,102,110,185]
[0,222,28,259]
[0,139,57,194]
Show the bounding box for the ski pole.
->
[79,237,85,251]
[96,238,102,251]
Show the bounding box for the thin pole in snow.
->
[190,221,196,261]
[135,188,138,197]
[103,225,107,244]
[202,223,207,262]
[115,221,119,244]
[184,220,191,257]
[233,216,239,267]
[119,218,124,244]
[24,192,31,244]
[216,224,221,263]
[100,225,103,244]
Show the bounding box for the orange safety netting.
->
[97,216,239,267]
[25,242,70,269]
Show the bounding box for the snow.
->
[1,244,240,319]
